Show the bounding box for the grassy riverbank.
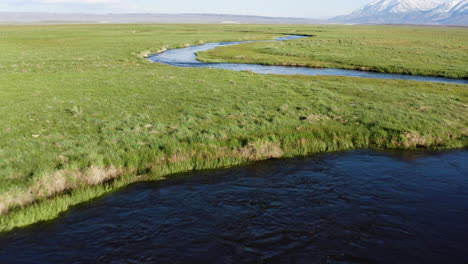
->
[198,25,468,79]
[0,24,467,232]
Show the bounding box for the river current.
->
[148,35,467,85]
[0,150,467,263]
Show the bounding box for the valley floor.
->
[0,24,467,232]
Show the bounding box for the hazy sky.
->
[1,0,452,18]
[1,0,378,18]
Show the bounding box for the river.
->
[148,35,468,85]
[0,150,467,263]
[1,35,467,264]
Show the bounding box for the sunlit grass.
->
[0,24,467,232]
[198,25,468,79]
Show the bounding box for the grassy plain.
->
[198,25,468,79]
[0,24,467,232]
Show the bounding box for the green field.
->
[198,26,468,79]
[0,24,467,232]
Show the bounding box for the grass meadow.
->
[0,24,467,232]
[198,25,468,79]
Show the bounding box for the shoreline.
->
[193,34,468,81]
[1,142,467,234]
[1,24,467,234]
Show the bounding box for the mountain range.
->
[0,0,466,25]
[0,12,324,25]
[334,0,468,25]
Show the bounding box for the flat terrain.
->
[0,24,467,231]
[198,26,468,79]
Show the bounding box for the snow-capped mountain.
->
[334,0,467,25]
[357,0,442,13]
[448,0,468,15]
[438,0,468,24]
[426,0,461,20]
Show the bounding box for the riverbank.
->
[0,24,467,232]
[197,25,468,79]
[2,150,467,263]
[149,34,467,84]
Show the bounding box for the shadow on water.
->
[0,150,467,264]
[148,35,468,85]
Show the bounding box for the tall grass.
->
[0,24,467,232]
[198,25,468,79]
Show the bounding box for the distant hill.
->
[3,4,467,26]
[0,12,325,24]
[333,0,468,25]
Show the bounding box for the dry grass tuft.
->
[80,166,122,186]
[401,132,427,148]
[462,128,468,136]
[299,138,308,146]
[32,171,74,198]
[167,152,191,164]
[0,203,8,215]
[300,114,328,123]
[0,166,123,215]
[236,142,284,160]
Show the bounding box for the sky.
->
[0,0,452,18]
[1,0,376,18]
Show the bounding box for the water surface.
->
[1,150,467,263]
[149,35,468,85]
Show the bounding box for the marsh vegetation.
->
[198,26,468,79]
[0,24,466,232]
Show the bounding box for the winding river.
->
[149,35,468,85]
[0,36,467,263]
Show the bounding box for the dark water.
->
[148,35,468,85]
[1,150,467,264]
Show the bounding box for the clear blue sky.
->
[1,0,377,18]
